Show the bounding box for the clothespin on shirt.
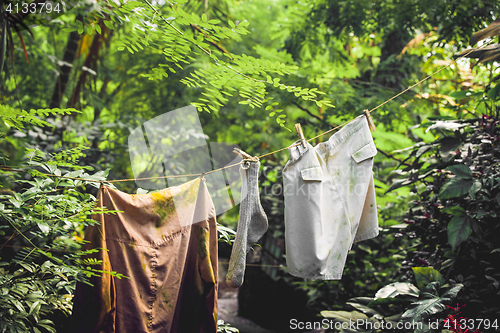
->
[363,109,376,132]
[233,147,258,161]
[295,123,307,148]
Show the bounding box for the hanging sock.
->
[226,160,268,288]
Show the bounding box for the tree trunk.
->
[49,22,82,109]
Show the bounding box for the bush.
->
[321,116,500,332]
[394,116,500,321]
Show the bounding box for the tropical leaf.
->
[441,206,466,216]
[412,267,445,289]
[453,43,500,59]
[320,310,368,321]
[401,283,463,322]
[347,297,375,305]
[346,302,380,316]
[367,297,413,307]
[447,164,472,179]
[487,82,500,101]
[477,48,500,64]
[438,136,461,157]
[448,216,472,251]
[470,17,500,46]
[386,178,414,193]
[468,180,481,199]
[438,178,473,199]
[425,121,468,132]
[374,282,419,299]
[449,90,477,99]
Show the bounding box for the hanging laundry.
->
[71,177,218,333]
[283,115,379,280]
[226,160,269,288]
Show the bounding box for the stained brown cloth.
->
[71,177,218,333]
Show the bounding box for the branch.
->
[291,101,323,122]
[190,24,234,60]
[377,148,411,166]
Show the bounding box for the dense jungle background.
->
[1,0,500,332]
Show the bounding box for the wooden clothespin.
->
[295,123,307,148]
[233,147,258,161]
[363,109,376,132]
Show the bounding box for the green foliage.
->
[438,164,475,200]
[0,105,79,130]
[217,320,240,333]
[2,0,500,331]
[401,282,463,324]
[216,224,236,245]
[314,17,500,331]
[0,131,121,332]
[321,269,464,333]
[386,14,500,312]
[71,0,335,126]
[0,113,237,332]
[374,282,420,299]
[388,115,500,320]
[412,267,445,290]
[446,215,472,251]
[0,260,73,333]
[262,190,411,314]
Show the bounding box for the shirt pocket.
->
[351,141,377,164]
[300,166,323,181]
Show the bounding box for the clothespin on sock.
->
[363,109,376,132]
[233,147,258,161]
[295,123,307,148]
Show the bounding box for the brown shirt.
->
[71,178,218,333]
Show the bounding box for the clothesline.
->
[0,41,489,184]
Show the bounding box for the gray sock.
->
[226,160,268,288]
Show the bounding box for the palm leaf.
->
[401,283,463,322]
[470,17,500,46]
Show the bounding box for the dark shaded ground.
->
[218,259,276,333]
[218,258,325,333]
